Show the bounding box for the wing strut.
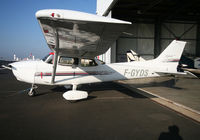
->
[51,28,59,84]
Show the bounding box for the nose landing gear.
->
[28,84,38,97]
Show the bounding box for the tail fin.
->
[155,40,186,63]
[153,40,186,74]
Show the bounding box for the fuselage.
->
[10,40,186,87]
[9,58,161,86]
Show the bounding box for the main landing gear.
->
[28,84,38,97]
[27,84,88,101]
[63,84,88,101]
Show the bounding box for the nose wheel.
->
[28,84,38,97]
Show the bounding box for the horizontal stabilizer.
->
[156,71,187,75]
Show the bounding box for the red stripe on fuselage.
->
[35,71,112,77]
[75,73,88,75]
[40,72,43,79]
[42,73,88,76]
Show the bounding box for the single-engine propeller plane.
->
[3,9,187,101]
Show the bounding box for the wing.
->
[36,9,131,58]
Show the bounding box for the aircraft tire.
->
[28,89,36,97]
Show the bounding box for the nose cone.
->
[9,62,21,81]
[9,61,37,83]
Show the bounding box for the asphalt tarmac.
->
[0,69,200,140]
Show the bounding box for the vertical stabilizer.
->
[153,40,186,74]
[155,40,186,63]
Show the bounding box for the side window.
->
[81,59,97,67]
[59,57,74,65]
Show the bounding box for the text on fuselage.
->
[124,69,149,77]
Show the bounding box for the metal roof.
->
[111,0,200,22]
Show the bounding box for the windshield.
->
[42,54,50,61]
[42,53,53,64]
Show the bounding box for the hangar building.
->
[96,0,200,64]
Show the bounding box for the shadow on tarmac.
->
[133,78,183,90]
[79,82,147,99]
[159,125,183,140]
[47,82,147,100]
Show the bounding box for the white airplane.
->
[4,9,187,101]
[127,50,146,62]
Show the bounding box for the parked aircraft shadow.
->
[46,82,146,100]
[36,78,181,99]
[159,125,183,140]
[51,86,67,92]
[132,77,183,90]
[35,91,51,97]
[78,82,146,99]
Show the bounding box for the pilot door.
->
[34,56,75,85]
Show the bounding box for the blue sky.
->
[0,0,96,60]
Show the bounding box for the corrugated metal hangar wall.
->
[97,0,200,63]
[117,22,197,62]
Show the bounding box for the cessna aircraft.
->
[127,50,146,62]
[3,9,187,101]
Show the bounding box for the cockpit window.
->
[81,59,97,67]
[59,56,79,66]
[42,54,53,64]
[59,57,74,65]
[43,55,98,67]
